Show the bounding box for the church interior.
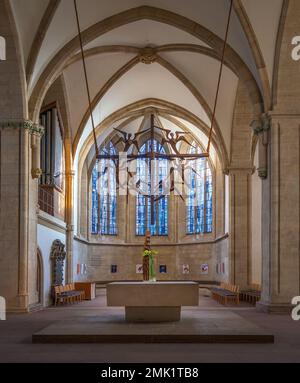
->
[0,0,300,363]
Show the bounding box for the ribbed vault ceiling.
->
[10,0,284,164]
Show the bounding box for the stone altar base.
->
[32,309,274,344]
[125,307,181,322]
[106,281,199,323]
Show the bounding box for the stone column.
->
[228,167,252,289]
[0,121,42,312]
[65,170,75,283]
[17,124,30,310]
[30,132,43,179]
[257,115,300,313]
[250,114,271,180]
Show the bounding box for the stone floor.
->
[1,291,300,363]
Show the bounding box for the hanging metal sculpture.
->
[156,126,196,155]
[73,0,233,230]
[113,128,151,152]
[97,114,207,222]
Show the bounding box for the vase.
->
[149,255,156,282]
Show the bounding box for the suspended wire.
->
[207,0,234,154]
[73,0,99,158]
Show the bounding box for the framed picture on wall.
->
[77,264,87,276]
[182,265,190,274]
[136,264,143,274]
[201,264,209,275]
[160,265,167,274]
[111,265,117,274]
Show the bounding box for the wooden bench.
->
[54,284,85,306]
[240,284,261,305]
[211,283,240,305]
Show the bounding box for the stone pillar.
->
[250,114,271,180]
[65,170,75,283]
[0,121,42,312]
[18,124,30,310]
[257,115,300,313]
[30,132,42,179]
[228,168,252,289]
[0,1,40,312]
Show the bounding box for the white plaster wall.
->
[251,147,262,285]
[215,237,229,283]
[37,224,66,306]
[241,0,283,84]
[73,239,89,282]
[10,0,48,62]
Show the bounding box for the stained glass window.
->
[186,146,213,234]
[91,142,117,235]
[136,139,168,236]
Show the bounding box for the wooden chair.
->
[240,284,261,305]
[53,284,86,306]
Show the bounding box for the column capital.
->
[0,120,44,137]
[225,166,255,176]
[65,170,76,177]
[66,224,74,232]
[250,113,271,135]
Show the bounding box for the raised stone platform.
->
[32,309,274,344]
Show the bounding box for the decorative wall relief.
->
[222,263,225,274]
[201,264,209,275]
[50,240,66,286]
[77,263,87,275]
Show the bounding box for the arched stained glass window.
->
[136,139,168,236]
[91,142,117,235]
[186,146,213,234]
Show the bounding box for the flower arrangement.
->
[143,250,158,258]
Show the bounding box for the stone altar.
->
[107,281,199,322]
